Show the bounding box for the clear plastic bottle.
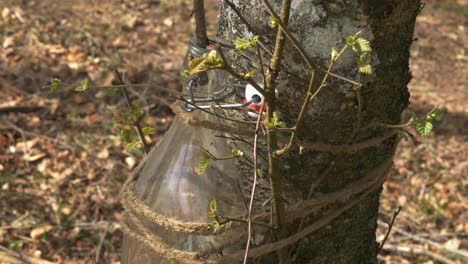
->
[121,40,248,263]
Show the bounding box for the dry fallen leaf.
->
[30,224,53,240]
[444,238,461,250]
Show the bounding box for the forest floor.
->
[0,0,466,263]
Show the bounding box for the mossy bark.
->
[217,0,421,263]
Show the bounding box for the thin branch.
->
[193,0,208,48]
[263,0,293,262]
[377,206,402,253]
[276,44,348,156]
[256,44,267,90]
[244,99,265,264]
[114,70,149,154]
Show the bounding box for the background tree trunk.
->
[217,0,421,263]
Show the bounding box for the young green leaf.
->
[121,129,133,143]
[356,38,372,53]
[200,149,214,174]
[266,112,286,129]
[50,77,62,92]
[126,139,142,153]
[189,55,208,71]
[187,51,224,75]
[210,221,220,232]
[358,55,372,75]
[347,36,357,46]
[208,200,217,219]
[243,70,256,79]
[230,149,244,157]
[234,36,259,51]
[74,79,89,92]
[409,113,420,124]
[331,47,339,62]
[130,105,144,121]
[142,126,156,135]
[257,168,265,178]
[183,70,192,77]
[428,108,444,122]
[269,16,278,28]
[416,121,433,138]
[106,87,119,96]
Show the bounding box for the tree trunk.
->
[217,0,420,263]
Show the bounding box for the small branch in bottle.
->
[200,145,236,161]
[214,135,254,148]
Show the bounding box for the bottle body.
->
[121,41,247,263]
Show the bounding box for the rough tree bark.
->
[217,0,421,263]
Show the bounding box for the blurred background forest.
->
[0,0,466,263]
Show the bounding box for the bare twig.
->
[377,206,402,253]
[256,44,267,90]
[94,223,109,264]
[381,244,456,264]
[244,99,265,264]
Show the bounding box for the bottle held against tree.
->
[121,40,254,263]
